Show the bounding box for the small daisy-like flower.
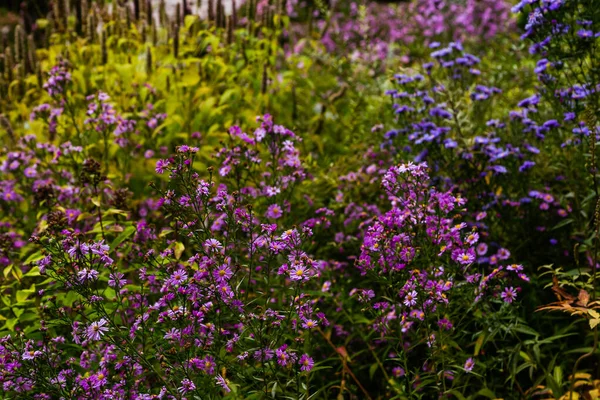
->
[155,159,170,174]
[178,378,196,394]
[200,356,216,375]
[204,239,224,254]
[464,357,475,372]
[518,273,530,282]
[299,354,314,372]
[170,269,188,286]
[426,333,436,347]
[476,243,488,255]
[465,232,479,245]
[458,251,475,265]
[265,204,283,219]
[108,272,127,288]
[403,290,418,307]
[213,265,233,283]
[77,268,99,283]
[301,319,318,329]
[506,264,523,272]
[87,318,109,341]
[22,350,42,360]
[163,328,181,341]
[501,287,518,303]
[215,375,231,393]
[289,265,308,281]
[497,248,511,260]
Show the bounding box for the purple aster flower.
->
[199,356,216,375]
[155,159,170,174]
[169,269,188,286]
[577,29,594,38]
[22,349,42,360]
[403,290,418,307]
[289,265,308,281]
[213,265,233,283]
[299,354,314,372]
[501,287,518,303]
[77,268,99,283]
[204,239,224,254]
[465,232,479,245]
[65,209,81,224]
[178,378,196,394]
[108,272,127,287]
[464,357,475,372]
[457,251,475,265]
[265,204,283,219]
[497,248,511,260]
[301,319,318,330]
[86,318,109,341]
[476,243,488,255]
[519,161,536,172]
[215,375,231,393]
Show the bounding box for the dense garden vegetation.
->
[0,0,598,398]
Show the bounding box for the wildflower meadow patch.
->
[0,0,599,398]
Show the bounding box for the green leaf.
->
[475,388,497,399]
[513,325,539,336]
[446,389,467,400]
[16,290,32,303]
[4,318,18,331]
[23,267,41,278]
[174,242,185,260]
[553,366,563,386]
[271,381,278,398]
[111,225,136,250]
[369,363,378,380]
[474,333,485,356]
[552,218,574,230]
